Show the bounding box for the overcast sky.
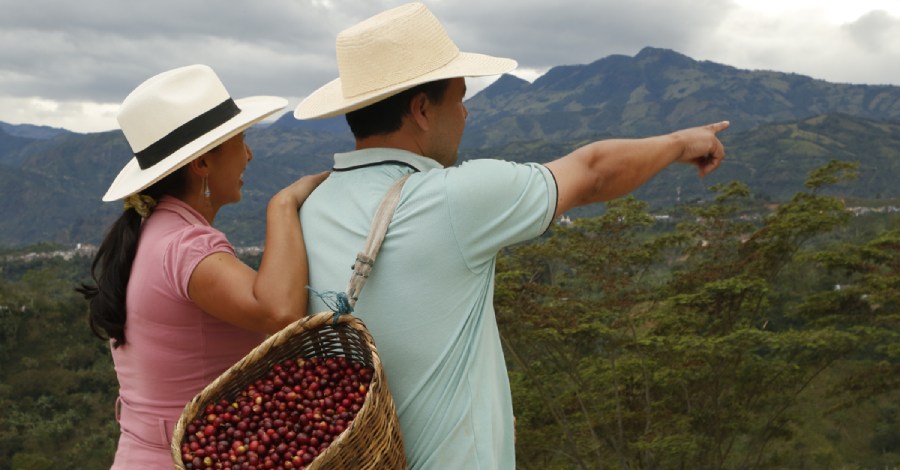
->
[1,0,899,133]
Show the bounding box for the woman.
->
[77,64,326,468]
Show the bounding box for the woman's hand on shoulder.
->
[275,171,330,209]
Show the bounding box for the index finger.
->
[708,120,730,134]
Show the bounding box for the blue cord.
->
[307,286,354,325]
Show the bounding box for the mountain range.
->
[2,47,899,247]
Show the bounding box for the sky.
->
[1,0,899,134]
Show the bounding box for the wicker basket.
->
[174,176,411,469]
[170,311,407,469]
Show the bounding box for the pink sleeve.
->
[163,225,236,301]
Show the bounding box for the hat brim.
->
[294,52,517,120]
[103,95,287,201]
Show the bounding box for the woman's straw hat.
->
[294,2,517,120]
[103,64,287,201]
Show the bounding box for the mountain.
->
[462,47,900,148]
[0,129,33,166]
[0,130,132,245]
[629,113,900,207]
[3,47,900,247]
[0,122,69,140]
[0,123,74,167]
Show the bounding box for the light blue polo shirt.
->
[299,148,557,469]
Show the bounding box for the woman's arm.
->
[188,171,329,334]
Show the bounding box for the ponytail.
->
[77,167,188,347]
[77,210,142,347]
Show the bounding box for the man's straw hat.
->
[103,64,286,201]
[294,2,517,120]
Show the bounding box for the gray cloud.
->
[0,0,345,101]
[435,0,738,69]
[844,10,900,52]
[0,0,898,132]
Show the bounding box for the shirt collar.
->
[333,148,444,173]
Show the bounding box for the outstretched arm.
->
[545,121,729,217]
[188,171,329,334]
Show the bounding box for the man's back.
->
[300,148,556,468]
[293,2,728,468]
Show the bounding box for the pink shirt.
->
[111,196,264,469]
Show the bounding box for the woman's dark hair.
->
[345,79,451,139]
[76,166,189,347]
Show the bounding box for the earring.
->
[202,176,211,198]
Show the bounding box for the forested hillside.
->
[1,162,898,468]
[496,162,900,468]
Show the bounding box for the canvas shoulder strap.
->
[344,174,410,309]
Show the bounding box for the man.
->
[295,3,728,468]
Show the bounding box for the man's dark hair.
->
[345,79,451,139]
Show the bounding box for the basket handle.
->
[345,174,410,309]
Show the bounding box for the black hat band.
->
[135,99,241,170]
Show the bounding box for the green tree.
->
[798,222,900,465]
[497,161,898,469]
[0,257,118,469]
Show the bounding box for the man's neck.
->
[354,120,448,166]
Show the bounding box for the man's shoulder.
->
[440,159,551,188]
[454,158,539,170]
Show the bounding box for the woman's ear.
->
[188,156,210,177]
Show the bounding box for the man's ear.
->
[409,92,431,131]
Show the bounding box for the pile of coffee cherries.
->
[180,356,373,469]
